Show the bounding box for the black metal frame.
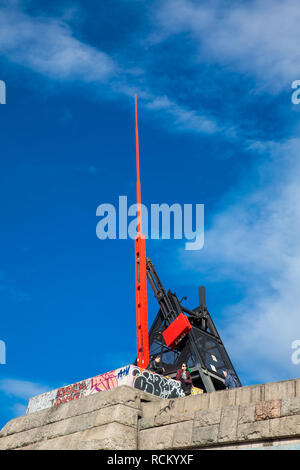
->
[146,258,241,393]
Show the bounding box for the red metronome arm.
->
[134,95,149,369]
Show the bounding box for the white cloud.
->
[179,137,300,383]
[0,378,50,401]
[145,94,219,134]
[0,5,116,82]
[0,3,222,137]
[152,0,300,90]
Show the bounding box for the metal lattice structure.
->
[146,258,241,392]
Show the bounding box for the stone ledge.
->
[140,378,300,433]
[0,404,139,450]
[139,386,300,449]
[0,386,157,439]
[1,378,300,450]
[18,422,137,450]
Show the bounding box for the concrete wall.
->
[139,378,300,450]
[1,378,300,450]
[26,365,185,414]
[0,386,160,450]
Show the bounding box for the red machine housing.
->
[162,313,192,349]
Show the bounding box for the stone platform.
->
[1,375,300,450]
[26,364,186,415]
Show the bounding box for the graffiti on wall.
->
[90,365,131,393]
[132,368,185,399]
[26,364,134,414]
[26,364,188,414]
[90,372,117,393]
[26,389,58,414]
[55,380,88,405]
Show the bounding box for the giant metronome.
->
[133,97,241,392]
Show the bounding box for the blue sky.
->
[1,0,300,428]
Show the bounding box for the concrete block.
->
[218,406,239,442]
[281,397,300,417]
[79,422,137,450]
[208,389,236,409]
[264,380,296,401]
[295,379,300,397]
[0,426,42,450]
[238,404,256,424]
[139,416,155,430]
[155,394,211,425]
[64,404,139,436]
[18,423,137,450]
[0,418,70,450]
[0,385,147,440]
[269,415,300,439]
[141,401,162,420]
[235,384,263,406]
[21,434,76,450]
[186,392,210,411]
[0,398,141,450]
[192,424,219,447]
[194,408,221,427]
[153,399,176,426]
[169,397,187,424]
[172,420,193,448]
[139,424,178,450]
[0,403,70,438]
[237,420,270,442]
[255,400,281,421]
[60,385,143,421]
[183,393,210,416]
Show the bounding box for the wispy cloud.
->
[0,2,224,138]
[0,378,50,401]
[178,137,300,383]
[151,0,300,91]
[145,94,219,133]
[1,0,293,142]
[0,4,116,83]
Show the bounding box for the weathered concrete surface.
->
[1,377,300,450]
[0,386,159,450]
[139,378,300,450]
[26,365,185,414]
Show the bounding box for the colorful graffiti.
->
[117,365,130,379]
[132,368,185,399]
[27,364,136,413]
[91,372,118,393]
[26,364,190,414]
[55,380,88,405]
[90,365,131,393]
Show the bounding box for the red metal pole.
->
[134,95,149,369]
